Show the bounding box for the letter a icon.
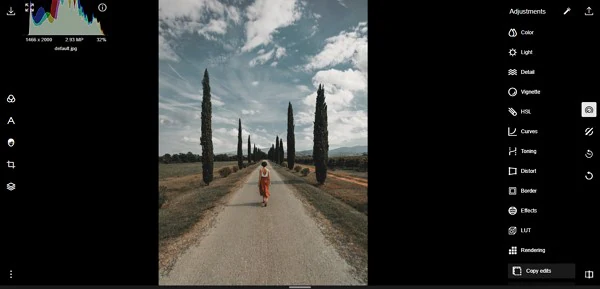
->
[7,117,15,125]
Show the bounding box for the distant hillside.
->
[219,145,367,157]
[296,145,368,157]
[220,148,271,157]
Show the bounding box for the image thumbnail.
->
[159,0,367,285]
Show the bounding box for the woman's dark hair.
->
[261,161,267,167]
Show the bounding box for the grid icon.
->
[509,246,518,255]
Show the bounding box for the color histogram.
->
[28,0,104,35]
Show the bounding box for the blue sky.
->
[159,0,367,155]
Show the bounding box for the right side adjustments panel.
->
[506,4,598,285]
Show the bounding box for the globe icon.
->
[508,206,517,215]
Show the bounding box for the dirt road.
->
[159,162,361,286]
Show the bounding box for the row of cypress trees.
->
[200,69,328,185]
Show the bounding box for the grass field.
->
[333,169,368,180]
[298,163,368,182]
[291,164,367,214]
[272,164,368,283]
[159,161,258,274]
[159,161,238,180]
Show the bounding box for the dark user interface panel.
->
[505,4,598,285]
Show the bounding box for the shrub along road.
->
[159,161,361,285]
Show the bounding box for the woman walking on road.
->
[258,161,271,207]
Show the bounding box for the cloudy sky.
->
[159,0,367,155]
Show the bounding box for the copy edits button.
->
[508,264,575,279]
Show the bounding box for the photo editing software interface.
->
[1,1,599,288]
[505,3,599,286]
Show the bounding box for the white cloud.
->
[182,136,198,143]
[275,46,287,59]
[198,19,228,38]
[241,0,302,52]
[312,69,366,92]
[304,22,368,71]
[307,24,318,38]
[158,0,242,58]
[298,22,368,115]
[294,110,367,150]
[249,49,275,66]
[212,94,225,106]
[160,115,179,126]
[159,0,241,27]
[296,85,311,93]
[159,33,179,62]
[251,81,259,86]
[270,61,278,67]
[313,13,321,19]
[213,115,237,125]
[242,109,258,115]
[257,49,265,54]
[337,0,347,8]
[298,68,367,112]
[352,44,367,74]
[302,88,354,112]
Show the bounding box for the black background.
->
[1,0,157,285]
[0,0,595,286]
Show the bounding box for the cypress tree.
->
[275,136,279,164]
[253,144,257,163]
[268,146,272,161]
[237,118,243,169]
[247,135,251,165]
[270,144,275,161]
[287,102,295,169]
[279,139,284,165]
[201,69,214,185]
[313,84,329,184]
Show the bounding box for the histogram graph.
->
[25,0,110,36]
[28,0,103,35]
[16,0,112,50]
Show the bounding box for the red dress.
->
[259,168,270,198]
